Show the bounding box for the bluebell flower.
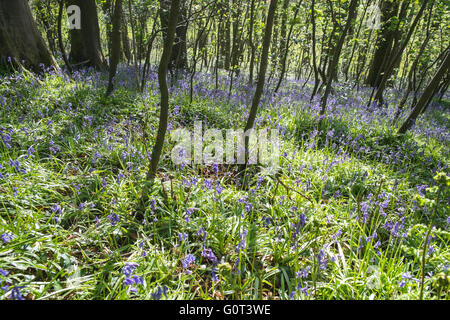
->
[107,213,120,226]
[152,286,168,300]
[51,204,62,214]
[317,250,328,270]
[150,199,156,211]
[1,233,13,243]
[178,232,187,242]
[235,229,248,253]
[211,267,219,282]
[197,227,207,241]
[122,262,139,276]
[10,286,25,300]
[182,254,195,269]
[299,213,307,228]
[184,208,197,222]
[201,248,218,264]
[215,183,223,195]
[27,146,35,157]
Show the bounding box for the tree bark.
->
[67,0,106,71]
[274,0,303,93]
[395,2,434,119]
[160,0,188,74]
[0,0,57,72]
[243,0,278,165]
[106,0,123,96]
[398,50,450,134]
[310,0,320,101]
[319,0,359,117]
[58,0,72,73]
[365,0,400,87]
[248,0,256,86]
[373,0,428,106]
[147,0,181,181]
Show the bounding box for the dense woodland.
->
[0,0,449,300]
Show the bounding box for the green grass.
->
[0,68,448,300]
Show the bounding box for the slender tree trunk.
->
[146,0,181,181]
[122,18,131,64]
[344,0,370,82]
[248,0,256,86]
[223,2,232,70]
[106,0,123,96]
[438,74,449,102]
[128,0,141,91]
[373,0,428,106]
[141,10,160,91]
[319,0,359,117]
[243,0,278,165]
[395,2,434,119]
[310,0,320,101]
[58,0,72,73]
[398,50,450,134]
[160,0,188,74]
[36,0,57,55]
[0,0,58,72]
[190,12,214,102]
[274,0,303,93]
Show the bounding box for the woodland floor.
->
[0,66,449,300]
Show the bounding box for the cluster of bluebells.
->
[184,208,197,223]
[107,213,120,226]
[182,254,196,274]
[398,273,420,288]
[1,233,13,243]
[0,58,448,301]
[122,262,144,294]
[51,204,63,222]
[0,269,25,300]
[151,285,168,300]
[290,268,310,300]
[238,198,253,218]
[235,229,248,253]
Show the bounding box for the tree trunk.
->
[68,0,106,71]
[243,0,278,165]
[343,0,370,82]
[35,0,57,55]
[319,0,359,117]
[160,0,188,74]
[146,0,181,181]
[365,0,399,87]
[395,2,434,119]
[0,0,57,72]
[274,0,303,93]
[248,0,256,86]
[373,0,428,106]
[398,50,450,134]
[58,0,72,73]
[310,0,320,101]
[106,0,123,96]
[121,17,131,64]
